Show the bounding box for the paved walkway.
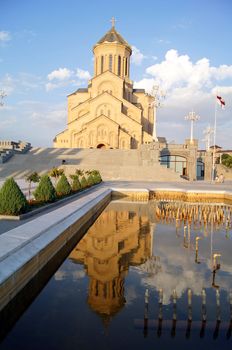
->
[104,180,232,192]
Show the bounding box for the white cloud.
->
[76,68,91,80]
[134,49,232,148]
[48,67,72,81]
[46,67,90,91]
[45,82,59,91]
[131,45,146,65]
[0,31,11,42]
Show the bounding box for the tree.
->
[49,167,64,185]
[75,169,84,177]
[69,174,81,192]
[33,175,56,202]
[0,177,28,215]
[56,174,72,196]
[87,174,95,186]
[91,170,102,183]
[25,172,40,201]
[80,176,88,189]
[221,153,232,168]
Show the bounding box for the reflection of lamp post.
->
[150,85,165,142]
[0,90,7,107]
[185,111,200,144]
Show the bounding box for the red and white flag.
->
[216,95,225,109]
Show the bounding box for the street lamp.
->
[150,85,165,142]
[203,126,214,151]
[185,111,200,144]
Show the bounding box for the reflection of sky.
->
[140,221,232,305]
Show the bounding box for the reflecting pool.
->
[1,200,232,350]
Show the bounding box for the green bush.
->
[87,174,95,186]
[34,175,56,202]
[0,177,28,215]
[222,153,232,168]
[80,176,88,189]
[91,170,102,183]
[70,175,81,192]
[56,174,72,196]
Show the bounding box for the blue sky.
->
[0,0,232,148]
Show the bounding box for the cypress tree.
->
[80,176,88,189]
[87,174,95,186]
[33,175,56,202]
[70,175,81,192]
[0,177,28,215]
[56,174,72,196]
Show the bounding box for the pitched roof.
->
[95,26,131,51]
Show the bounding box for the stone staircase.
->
[0,147,186,182]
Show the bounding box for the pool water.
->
[1,200,232,350]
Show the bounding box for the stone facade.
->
[53,24,155,149]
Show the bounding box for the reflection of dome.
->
[87,275,126,317]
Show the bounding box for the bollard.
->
[200,288,207,338]
[213,253,221,270]
[226,291,232,339]
[195,236,202,264]
[157,288,163,338]
[201,289,207,321]
[216,289,221,322]
[143,289,149,337]
[184,226,188,248]
[187,289,192,321]
[186,289,192,339]
[171,289,177,338]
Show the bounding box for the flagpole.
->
[212,97,217,182]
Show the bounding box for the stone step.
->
[0,147,185,182]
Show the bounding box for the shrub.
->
[222,153,232,168]
[0,177,28,215]
[70,175,81,192]
[33,175,56,202]
[56,174,72,196]
[80,176,88,189]
[87,174,95,186]
[91,170,102,183]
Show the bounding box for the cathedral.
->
[53,19,156,149]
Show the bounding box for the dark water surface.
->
[1,200,232,350]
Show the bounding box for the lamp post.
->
[203,126,214,151]
[150,85,165,142]
[185,111,200,144]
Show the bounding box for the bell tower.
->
[93,17,132,79]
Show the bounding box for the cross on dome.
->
[110,16,116,28]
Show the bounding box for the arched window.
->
[101,56,104,73]
[125,58,128,76]
[118,56,121,76]
[109,54,112,72]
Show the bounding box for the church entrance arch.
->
[97,143,106,149]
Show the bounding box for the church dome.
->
[95,27,131,52]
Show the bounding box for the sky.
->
[0,0,232,148]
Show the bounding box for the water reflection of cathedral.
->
[69,204,152,320]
